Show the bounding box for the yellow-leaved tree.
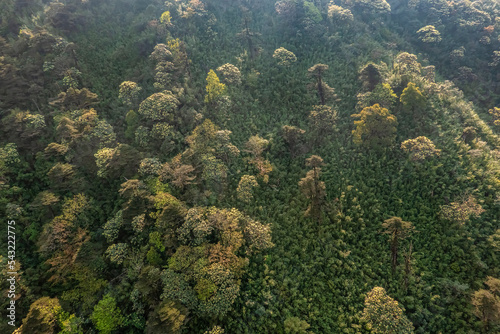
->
[205,70,226,104]
[351,104,397,150]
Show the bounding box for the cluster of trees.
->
[1,0,500,333]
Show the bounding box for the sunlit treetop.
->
[150,44,172,62]
[349,0,391,15]
[394,52,421,78]
[160,11,172,26]
[328,3,354,24]
[401,136,441,161]
[205,70,226,103]
[361,286,414,334]
[417,25,442,43]
[273,47,297,66]
[138,91,180,122]
[216,63,242,85]
[118,81,141,106]
[351,104,397,150]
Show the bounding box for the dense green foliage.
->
[1,0,500,333]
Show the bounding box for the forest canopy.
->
[1,0,500,333]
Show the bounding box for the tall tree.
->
[472,276,500,332]
[298,155,326,224]
[308,64,336,105]
[359,63,383,91]
[400,82,426,118]
[308,105,337,145]
[382,217,414,272]
[282,125,306,157]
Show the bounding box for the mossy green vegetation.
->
[1,0,500,333]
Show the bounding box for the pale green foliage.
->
[273,47,297,66]
[450,46,466,62]
[351,104,397,149]
[204,326,225,334]
[91,294,124,334]
[58,312,83,334]
[245,135,269,158]
[47,163,77,190]
[303,1,322,25]
[61,193,89,220]
[103,210,123,243]
[489,107,500,126]
[205,70,226,103]
[118,81,141,106]
[184,120,239,186]
[196,263,240,318]
[401,136,441,161]
[357,83,397,110]
[400,82,426,112]
[94,148,114,178]
[0,143,20,176]
[328,3,353,23]
[177,207,222,246]
[245,135,273,180]
[216,63,242,85]
[417,25,442,43]
[138,91,179,121]
[237,175,259,203]
[139,158,162,177]
[31,191,59,209]
[243,218,274,253]
[361,287,414,333]
[178,206,273,253]
[422,65,436,82]
[284,316,311,334]
[105,243,128,265]
[1,142,20,165]
[152,122,174,140]
[5,203,22,218]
